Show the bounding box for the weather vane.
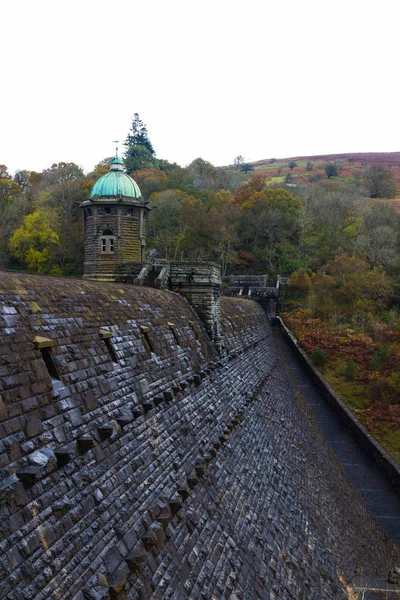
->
[113,140,119,156]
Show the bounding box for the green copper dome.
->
[90,155,142,199]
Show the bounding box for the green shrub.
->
[325,162,338,178]
[368,379,398,408]
[345,361,356,381]
[370,345,389,371]
[381,311,397,327]
[311,347,327,367]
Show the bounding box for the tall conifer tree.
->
[124,113,155,155]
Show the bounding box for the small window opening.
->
[40,347,60,380]
[168,322,181,347]
[128,208,133,216]
[105,207,111,214]
[101,229,115,253]
[172,329,180,346]
[143,331,155,353]
[99,328,119,365]
[188,320,199,340]
[140,326,156,354]
[104,337,119,363]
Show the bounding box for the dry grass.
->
[336,570,363,600]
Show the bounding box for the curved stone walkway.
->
[274,326,400,549]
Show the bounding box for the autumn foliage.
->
[283,252,400,461]
[311,253,393,319]
[2,137,400,460]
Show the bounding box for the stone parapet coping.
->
[274,317,400,494]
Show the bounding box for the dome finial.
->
[110,141,124,171]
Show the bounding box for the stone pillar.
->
[168,262,223,350]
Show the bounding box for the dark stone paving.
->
[274,326,400,548]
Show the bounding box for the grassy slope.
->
[319,360,400,463]
[283,315,400,465]
[249,151,400,193]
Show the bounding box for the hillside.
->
[250,151,400,191]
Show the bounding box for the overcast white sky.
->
[2,0,399,175]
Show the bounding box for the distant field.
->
[249,151,400,193]
[266,176,285,184]
[252,151,400,167]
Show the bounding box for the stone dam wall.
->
[0,272,399,600]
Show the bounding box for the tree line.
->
[1,114,399,283]
[3,159,398,280]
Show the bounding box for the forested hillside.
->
[2,153,399,277]
[1,116,400,461]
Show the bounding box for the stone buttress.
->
[168,262,223,350]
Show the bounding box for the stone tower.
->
[81,153,150,280]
